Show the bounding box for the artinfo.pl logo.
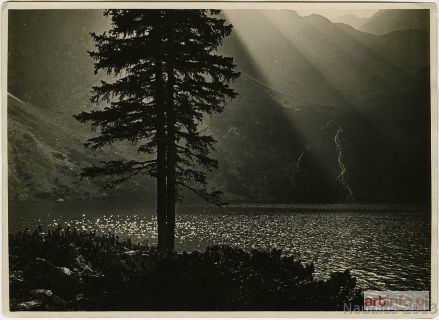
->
[363,290,430,311]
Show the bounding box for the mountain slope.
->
[8,10,109,111]
[210,10,430,203]
[221,10,426,108]
[7,9,431,203]
[332,14,369,29]
[8,94,156,201]
[359,9,429,35]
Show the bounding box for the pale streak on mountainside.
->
[334,126,354,201]
[292,120,334,184]
[7,92,24,104]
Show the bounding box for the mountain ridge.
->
[359,9,429,35]
[7,9,431,203]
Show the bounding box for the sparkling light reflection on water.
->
[9,201,430,292]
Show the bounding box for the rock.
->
[82,273,104,285]
[74,255,89,271]
[82,268,105,294]
[14,300,46,311]
[123,250,139,256]
[75,293,84,302]
[10,270,27,296]
[81,265,96,276]
[30,289,53,301]
[24,258,82,298]
[10,270,24,282]
[23,258,58,284]
[46,295,69,311]
[52,295,68,307]
[79,263,103,279]
[58,267,73,276]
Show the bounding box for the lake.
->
[8,201,431,292]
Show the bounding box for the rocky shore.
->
[9,226,362,311]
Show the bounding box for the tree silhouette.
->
[75,9,239,250]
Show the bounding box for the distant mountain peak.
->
[359,9,429,35]
[331,13,369,29]
[302,13,332,25]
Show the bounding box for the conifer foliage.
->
[75,9,240,250]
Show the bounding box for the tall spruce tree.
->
[75,9,239,250]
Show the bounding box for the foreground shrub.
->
[9,226,362,311]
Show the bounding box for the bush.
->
[9,226,362,311]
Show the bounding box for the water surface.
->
[9,201,431,291]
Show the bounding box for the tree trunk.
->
[155,58,168,251]
[165,15,177,251]
[166,75,176,250]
